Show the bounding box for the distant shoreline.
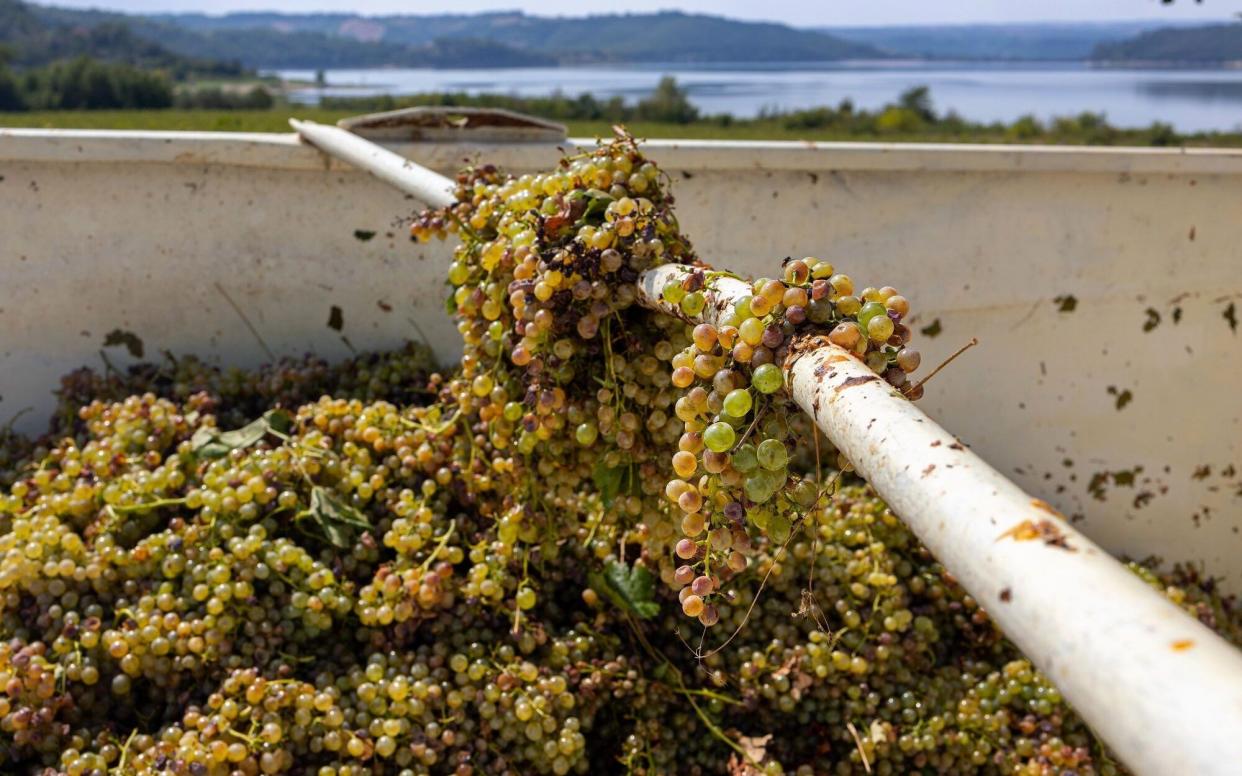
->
[1091,60,1242,70]
[274,59,1242,76]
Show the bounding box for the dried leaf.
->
[740,734,772,761]
[103,328,144,358]
[870,720,889,745]
[327,305,344,331]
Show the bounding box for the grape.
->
[867,313,896,343]
[682,594,705,617]
[723,388,753,418]
[828,321,862,350]
[693,323,718,352]
[738,317,765,346]
[857,300,887,330]
[837,294,862,316]
[663,281,686,304]
[576,422,600,445]
[752,363,784,394]
[756,438,789,471]
[672,450,698,479]
[896,347,922,373]
[732,443,759,472]
[703,422,737,453]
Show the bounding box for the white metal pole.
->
[290,119,457,208]
[290,120,1242,775]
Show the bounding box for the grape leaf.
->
[591,461,625,508]
[569,188,614,222]
[305,487,371,548]
[588,561,659,619]
[190,410,291,459]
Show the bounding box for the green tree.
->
[636,76,698,124]
[898,85,936,122]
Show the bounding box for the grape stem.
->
[845,721,873,774]
[418,519,457,573]
[108,497,189,514]
[621,613,759,769]
[907,337,978,394]
[111,729,138,775]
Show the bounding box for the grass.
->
[3,109,1242,147]
[0,109,355,133]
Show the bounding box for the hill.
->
[0,0,238,75]
[146,10,884,64]
[1092,23,1242,63]
[28,3,555,69]
[822,21,1198,61]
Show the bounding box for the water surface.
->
[278,62,1242,132]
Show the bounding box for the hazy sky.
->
[35,0,1242,25]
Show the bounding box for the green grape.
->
[722,388,753,418]
[745,470,780,503]
[576,423,599,445]
[868,314,896,343]
[767,512,792,544]
[857,300,887,330]
[756,438,788,471]
[663,281,686,304]
[752,363,784,394]
[681,291,706,317]
[703,422,736,453]
[448,261,470,285]
[731,443,759,472]
[516,587,537,609]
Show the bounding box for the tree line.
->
[319,79,1194,146]
[0,51,273,111]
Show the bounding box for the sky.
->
[34,0,1242,25]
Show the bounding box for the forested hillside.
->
[143,9,884,64]
[1093,23,1242,62]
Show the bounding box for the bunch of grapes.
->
[657,262,922,627]
[0,130,1239,775]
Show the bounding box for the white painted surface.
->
[1,129,1240,591]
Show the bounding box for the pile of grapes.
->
[2,131,1239,776]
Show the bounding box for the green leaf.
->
[581,189,614,221]
[589,561,659,620]
[266,409,293,436]
[189,410,291,459]
[591,460,625,508]
[445,288,458,317]
[306,486,371,548]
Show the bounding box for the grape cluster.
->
[1,130,1239,776]
[658,263,922,627]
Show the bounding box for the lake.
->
[278,62,1242,133]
